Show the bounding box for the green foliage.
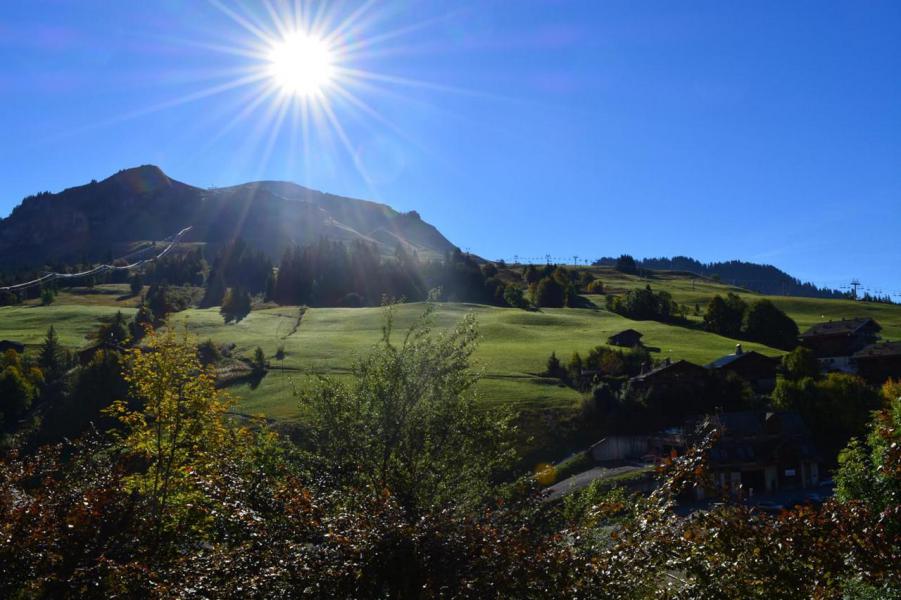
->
[146,283,194,317]
[97,310,129,344]
[251,346,267,375]
[773,373,883,461]
[743,298,799,350]
[40,287,55,306]
[782,345,819,380]
[502,284,526,309]
[545,350,563,378]
[105,327,233,542]
[129,304,154,340]
[197,339,222,366]
[586,278,605,294]
[0,335,899,597]
[562,481,636,528]
[531,276,566,308]
[835,380,900,512]
[39,348,127,442]
[299,304,515,513]
[703,293,747,337]
[614,254,638,274]
[38,325,65,381]
[0,364,34,425]
[606,285,677,321]
[522,264,540,284]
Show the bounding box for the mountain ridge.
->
[0,165,456,268]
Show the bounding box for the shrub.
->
[586,279,605,294]
[742,299,799,349]
[782,346,819,380]
[531,276,566,308]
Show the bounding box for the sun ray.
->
[337,11,462,58]
[317,94,380,198]
[207,0,274,45]
[321,0,379,47]
[337,66,510,102]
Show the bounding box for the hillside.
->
[3,266,900,465]
[0,165,456,268]
[594,255,846,299]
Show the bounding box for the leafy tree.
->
[503,284,526,309]
[532,276,565,308]
[703,293,747,337]
[146,284,176,317]
[522,264,541,284]
[105,327,232,543]
[0,365,34,426]
[782,346,819,380]
[300,305,514,514]
[606,285,677,321]
[835,380,900,512]
[586,279,605,294]
[773,373,883,461]
[40,287,55,305]
[742,299,798,349]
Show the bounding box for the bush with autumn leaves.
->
[0,309,898,598]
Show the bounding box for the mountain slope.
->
[594,255,846,299]
[0,165,456,267]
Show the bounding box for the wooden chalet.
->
[607,329,643,348]
[630,359,707,389]
[798,318,881,358]
[706,344,779,392]
[649,411,820,498]
[853,341,901,384]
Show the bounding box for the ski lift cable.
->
[0,226,193,292]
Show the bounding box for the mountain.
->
[0,165,456,268]
[593,255,846,299]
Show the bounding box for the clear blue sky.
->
[1,1,899,296]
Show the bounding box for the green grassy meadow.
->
[3,273,900,464]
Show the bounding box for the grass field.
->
[2,273,900,465]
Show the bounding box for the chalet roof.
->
[632,359,705,382]
[610,328,642,338]
[799,317,880,339]
[709,411,810,437]
[853,341,901,359]
[706,350,777,370]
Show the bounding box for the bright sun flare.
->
[267,33,335,96]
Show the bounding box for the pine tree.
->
[39,325,65,381]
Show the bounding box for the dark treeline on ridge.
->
[273,239,514,307]
[594,255,846,299]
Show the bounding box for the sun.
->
[267,33,336,97]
